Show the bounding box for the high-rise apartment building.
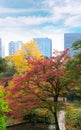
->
[64,33,81,56]
[8,41,22,56]
[0,39,2,57]
[0,39,4,58]
[33,37,52,58]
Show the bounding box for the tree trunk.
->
[53,95,60,130]
[53,111,60,130]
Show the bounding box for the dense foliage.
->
[66,107,81,130]
[0,86,9,130]
[24,108,54,124]
[5,49,75,130]
[66,40,81,101]
[0,58,8,79]
[9,40,42,75]
[0,41,81,130]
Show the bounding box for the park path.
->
[58,110,66,130]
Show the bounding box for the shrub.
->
[0,86,9,130]
[65,107,81,130]
[24,108,55,124]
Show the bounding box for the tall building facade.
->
[0,39,4,58]
[8,41,22,56]
[33,37,52,58]
[0,39,2,57]
[64,33,81,56]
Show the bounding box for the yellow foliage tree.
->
[9,40,42,75]
[21,40,42,59]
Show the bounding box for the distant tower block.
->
[64,33,81,56]
[33,37,52,58]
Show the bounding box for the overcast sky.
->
[0,0,81,55]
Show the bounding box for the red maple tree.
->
[6,49,72,130]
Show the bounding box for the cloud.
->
[0,0,81,28]
[42,0,81,25]
[0,15,63,28]
[0,7,44,14]
[0,0,81,56]
[65,15,81,27]
[54,3,81,16]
